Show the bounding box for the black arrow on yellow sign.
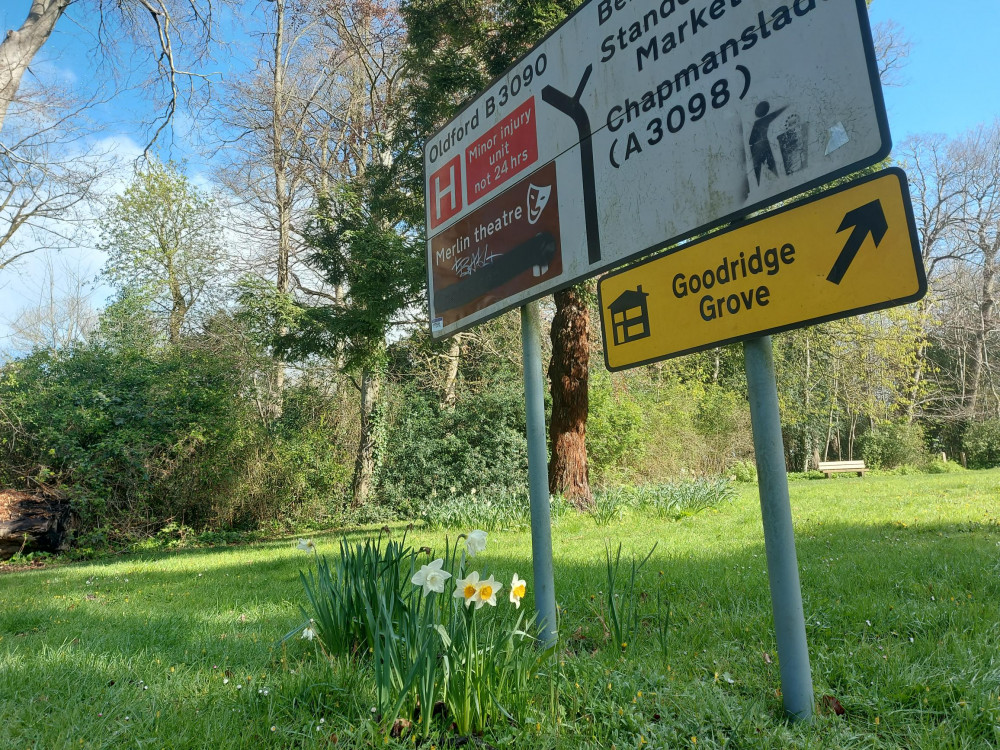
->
[826,200,889,285]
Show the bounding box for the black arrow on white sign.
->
[826,200,889,285]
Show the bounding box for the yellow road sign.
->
[598,168,926,371]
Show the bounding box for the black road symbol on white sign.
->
[542,65,601,265]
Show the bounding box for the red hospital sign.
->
[429,155,463,230]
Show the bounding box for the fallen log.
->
[0,488,74,560]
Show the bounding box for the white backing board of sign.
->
[424,0,889,338]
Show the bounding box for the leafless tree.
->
[896,133,968,419]
[872,19,911,88]
[1,0,229,144]
[1,0,230,286]
[951,122,1000,416]
[215,0,406,505]
[5,250,97,354]
[899,134,969,282]
[215,0,332,297]
[903,122,1000,421]
[213,0,345,423]
[0,104,111,272]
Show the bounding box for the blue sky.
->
[867,0,1000,141]
[1,0,999,350]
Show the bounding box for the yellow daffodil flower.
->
[474,574,501,609]
[453,571,481,607]
[509,573,527,608]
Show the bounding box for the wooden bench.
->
[817,460,867,478]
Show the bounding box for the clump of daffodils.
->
[295,528,540,738]
[409,531,528,613]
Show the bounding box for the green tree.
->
[291,177,424,507]
[98,161,226,344]
[401,0,593,507]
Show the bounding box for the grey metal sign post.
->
[744,335,813,721]
[521,301,558,648]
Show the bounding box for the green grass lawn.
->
[2,470,999,748]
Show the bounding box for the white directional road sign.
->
[425,0,890,339]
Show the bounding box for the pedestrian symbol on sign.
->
[750,101,787,185]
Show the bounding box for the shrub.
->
[731,460,758,483]
[588,373,645,480]
[693,387,754,474]
[859,422,927,469]
[962,418,1000,468]
[924,458,964,474]
[0,334,352,537]
[378,384,528,516]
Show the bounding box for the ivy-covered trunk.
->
[352,366,383,508]
[548,285,593,510]
[440,333,462,410]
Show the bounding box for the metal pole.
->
[520,301,557,648]
[743,335,813,721]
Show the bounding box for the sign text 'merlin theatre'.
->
[424,0,890,338]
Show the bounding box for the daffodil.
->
[509,573,526,608]
[296,538,316,553]
[453,571,481,607]
[474,574,501,609]
[465,529,487,557]
[411,558,452,595]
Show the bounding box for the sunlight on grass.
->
[1,471,998,748]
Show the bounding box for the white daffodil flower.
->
[465,529,487,557]
[301,620,317,640]
[296,538,316,553]
[474,575,502,609]
[453,571,481,607]
[411,558,452,595]
[509,573,527,609]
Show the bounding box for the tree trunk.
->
[270,0,291,418]
[440,333,462,410]
[547,286,592,510]
[969,260,997,418]
[801,335,811,472]
[167,273,187,345]
[0,488,73,559]
[907,341,927,422]
[0,0,70,133]
[351,366,382,508]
